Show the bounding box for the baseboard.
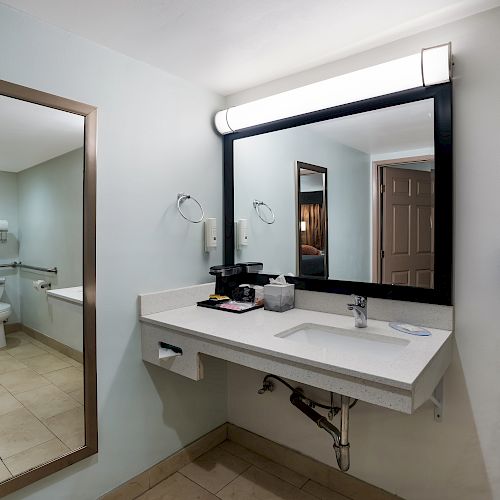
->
[101,424,228,500]
[227,423,401,500]
[20,324,83,364]
[4,323,21,334]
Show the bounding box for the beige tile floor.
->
[0,331,84,481]
[138,441,351,500]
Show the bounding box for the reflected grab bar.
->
[0,261,57,274]
[0,262,17,269]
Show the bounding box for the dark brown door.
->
[381,166,434,288]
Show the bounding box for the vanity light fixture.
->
[214,42,452,134]
[421,43,452,86]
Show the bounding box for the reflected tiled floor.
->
[0,331,84,480]
[137,441,350,500]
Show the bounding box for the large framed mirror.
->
[0,80,96,495]
[225,84,452,305]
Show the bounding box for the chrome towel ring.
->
[177,193,205,223]
[253,199,275,224]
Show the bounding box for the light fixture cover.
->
[422,43,452,86]
[214,43,452,135]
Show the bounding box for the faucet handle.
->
[350,295,367,307]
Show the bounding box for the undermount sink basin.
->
[276,323,410,359]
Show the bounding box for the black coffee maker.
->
[209,262,263,298]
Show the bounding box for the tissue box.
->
[264,283,295,312]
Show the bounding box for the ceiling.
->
[306,99,434,155]
[2,0,499,95]
[0,95,84,172]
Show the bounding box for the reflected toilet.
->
[0,279,11,348]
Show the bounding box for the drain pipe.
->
[290,392,350,471]
[339,395,350,471]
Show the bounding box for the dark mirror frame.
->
[224,83,452,305]
[0,80,97,496]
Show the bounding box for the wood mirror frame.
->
[224,84,452,305]
[0,80,97,496]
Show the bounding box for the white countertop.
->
[140,306,453,391]
[47,286,83,305]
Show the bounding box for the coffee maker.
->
[209,262,263,298]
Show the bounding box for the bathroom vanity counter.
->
[140,299,453,413]
[47,286,83,305]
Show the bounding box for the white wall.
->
[234,126,371,281]
[0,4,227,499]
[0,171,20,322]
[17,148,83,350]
[227,8,500,500]
[370,146,435,163]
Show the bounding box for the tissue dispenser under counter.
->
[264,283,295,312]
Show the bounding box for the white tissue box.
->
[264,283,295,312]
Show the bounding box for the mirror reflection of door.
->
[374,158,435,288]
[297,162,328,278]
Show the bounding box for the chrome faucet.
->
[347,295,367,328]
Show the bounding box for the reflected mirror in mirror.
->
[297,163,328,278]
[0,94,84,481]
[234,98,435,289]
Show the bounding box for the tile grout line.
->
[298,477,356,500]
[2,395,60,449]
[36,404,85,451]
[8,331,81,366]
[11,379,79,399]
[0,391,75,460]
[1,340,62,427]
[217,444,315,496]
[0,393,77,468]
[122,436,360,500]
[6,338,52,358]
[1,456,14,478]
[2,335,52,371]
[65,390,84,405]
[176,446,253,497]
[215,461,252,496]
[220,441,310,490]
[0,347,83,402]
[4,332,83,370]
[179,460,321,500]
[172,471,221,498]
[0,337,83,454]
[0,334,84,453]
[298,479,324,500]
[21,329,83,364]
[222,438,356,500]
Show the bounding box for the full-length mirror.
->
[0,81,96,495]
[297,162,328,278]
[229,85,452,304]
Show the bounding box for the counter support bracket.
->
[430,378,444,422]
